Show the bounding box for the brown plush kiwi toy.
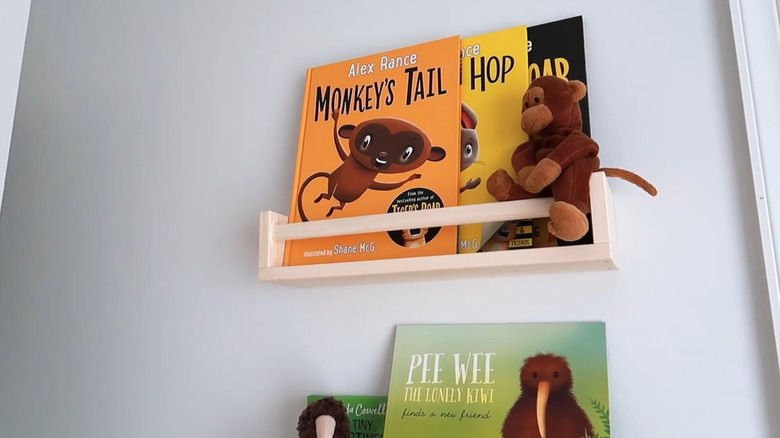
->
[297,397,350,438]
[486,75,657,242]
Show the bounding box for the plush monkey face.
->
[521,76,586,135]
[339,118,446,173]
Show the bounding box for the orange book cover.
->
[284,36,462,266]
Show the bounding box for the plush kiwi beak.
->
[315,415,336,438]
[536,381,550,438]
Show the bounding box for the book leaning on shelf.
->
[382,322,612,438]
[284,36,462,266]
[457,25,531,254]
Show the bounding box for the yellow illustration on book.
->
[401,227,429,248]
[480,219,534,252]
[458,26,530,253]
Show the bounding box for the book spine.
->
[284,68,314,266]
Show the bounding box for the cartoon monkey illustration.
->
[460,102,482,193]
[297,109,446,221]
[401,227,429,248]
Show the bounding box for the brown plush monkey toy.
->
[487,75,657,242]
[297,397,350,438]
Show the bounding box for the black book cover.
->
[528,16,593,246]
[527,16,590,137]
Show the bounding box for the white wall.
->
[0,0,31,216]
[0,0,778,437]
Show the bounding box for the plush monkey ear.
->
[428,146,446,162]
[461,103,478,129]
[338,124,355,138]
[567,80,587,102]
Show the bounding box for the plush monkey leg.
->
[548,202,589,242]
[548,157,599,241]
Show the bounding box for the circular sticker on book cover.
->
[386,187,443,248]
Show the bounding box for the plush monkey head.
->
[520,76,586,136]
[339,118,446,173]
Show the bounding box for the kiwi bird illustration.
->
[502,353,593,438]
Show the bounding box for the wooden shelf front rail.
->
[259,172,616,287]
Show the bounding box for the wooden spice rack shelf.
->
[259,172,616,287]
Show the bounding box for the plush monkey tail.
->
[598,168,658,196]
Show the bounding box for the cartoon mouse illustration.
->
[460,102,482,193]
[297,109,446,221]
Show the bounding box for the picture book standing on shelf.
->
[383,322,611,438]
[457,26,530,254]
[285,36,462,266]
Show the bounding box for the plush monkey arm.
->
[521,158,561,194]
[511,141,539,176]
[522,132,599,193]
[543,131,599,170]
[486,140,542,199]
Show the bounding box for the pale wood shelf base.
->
[259,172,616,287]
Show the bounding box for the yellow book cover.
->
[458,26,530,253]
[284,36,462,266]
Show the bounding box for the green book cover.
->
[383,322,611,438]
[306,395,388,438]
